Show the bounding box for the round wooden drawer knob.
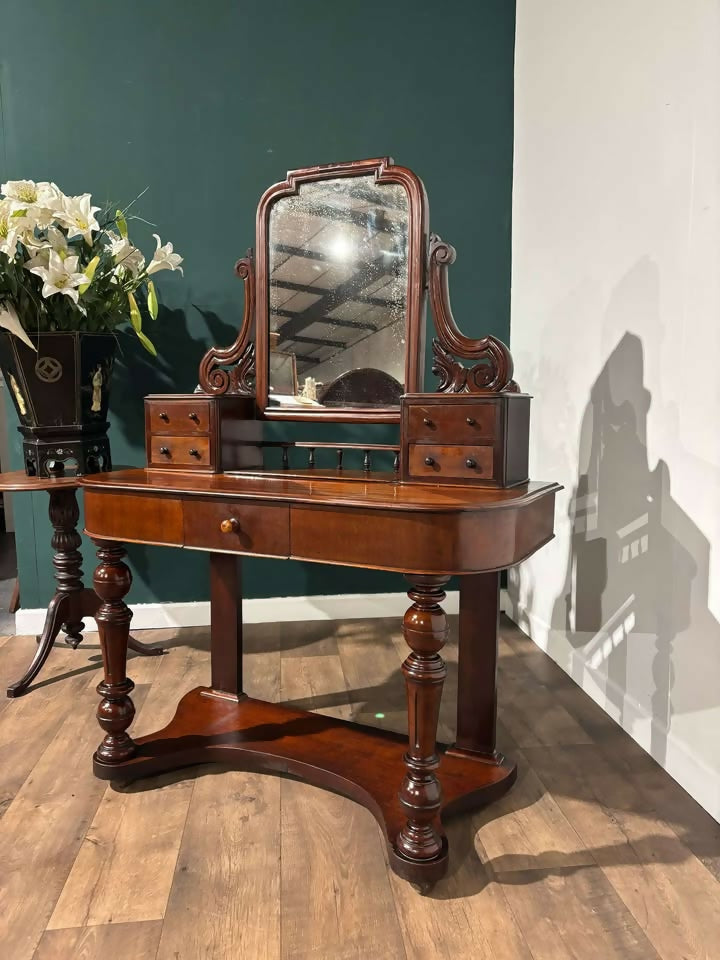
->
[188,412,200,422]
[423,417,433,426]
[466,458,477,468]
[466,417,476,425]
[188,448,201,458]
[159,446,170,456]
[424,456,435,466]
[220,518,240,534]
[159,412,169,422]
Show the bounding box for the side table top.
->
[0,470,79,492]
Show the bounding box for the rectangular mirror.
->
[256,158,427,421]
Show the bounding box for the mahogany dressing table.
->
[81,158,560,888]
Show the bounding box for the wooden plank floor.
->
[0,614,718,960]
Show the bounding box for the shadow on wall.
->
[547,330,720,768]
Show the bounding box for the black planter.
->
[0,331,116,477]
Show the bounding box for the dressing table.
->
[81,157,560,887]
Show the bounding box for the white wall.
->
[509,0,720,819]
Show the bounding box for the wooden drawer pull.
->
[159,446,170,456]
[159,412,169,422]
[220,518,240,534]
[188,448,201,458]
[466,417,476,425]
[423,417,433,426]
[188,412,200,423]
[465,457,477,469]
[424,456,435,466]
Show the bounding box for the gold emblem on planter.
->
[9,374,27,415]
[91,365,103,412]
[35,356,63,383]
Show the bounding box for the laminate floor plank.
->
[0,648,161,960]
[156,766,282,960]
[0,641,96,820]
[388,820,535,960]
[279,651,406,960]
[524,743,720,960]
[492,864,661,960]
[33,919,163,960]
[48,642,201,929]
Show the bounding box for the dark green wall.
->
[0,0,515,607]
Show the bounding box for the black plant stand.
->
[1,470,163,698]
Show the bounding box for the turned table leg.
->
[93,541,136,765]
[396,574,450,866]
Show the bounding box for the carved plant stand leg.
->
[7,488,84,698]
[7,489,163,699]
[396,574,450,877]
[93,541,136,766]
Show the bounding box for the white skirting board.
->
[502,594,720,825]
[14,589,461,635]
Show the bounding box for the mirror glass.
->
[267,175,409,408]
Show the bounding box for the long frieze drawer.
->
[84,491,184,546]
[183,499,290,556]
[149,436,211,468]
[407,402,497,443]
[408,444,495,481]
[146,399,211,434]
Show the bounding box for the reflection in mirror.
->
[267,175,409,408]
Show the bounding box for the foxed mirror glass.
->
[256,159,427,419]
[268,176,407,408]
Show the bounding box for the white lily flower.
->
[45,225,71,258]
[55,193,100,244]
[0,302,37,351]
[0,199,23,256]
[2,179,60,206]
[23,244,52,272]
[109,234,145,276]
[27,250,89,304]
[146,233,183,275]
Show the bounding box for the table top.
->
[0,469,79,492]
[81,467,561,514]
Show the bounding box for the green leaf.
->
[147,280,158,319]
[116,209,128,239]
[78,255,100,294]
[136,329,157,356]
[127,290,142,332]
[11,208,27,219]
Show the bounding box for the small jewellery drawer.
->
[183,499,290,556]
[147,399,210,434]
[408,444,494,481]
[150,436,211,468]
[407,403,496,443]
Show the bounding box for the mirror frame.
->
[255,157,428,422]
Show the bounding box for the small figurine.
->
[91,364,103,412]
[301,376,318,402]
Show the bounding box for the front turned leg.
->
[396,574,450,864]
[93,541,135,765]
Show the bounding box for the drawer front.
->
[184,499,290,556]
[147,399,211,434]
[408,444,495,481]
[407,402,497,444]
[150,435,211,468]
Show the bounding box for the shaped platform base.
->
[93,686,517,884]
